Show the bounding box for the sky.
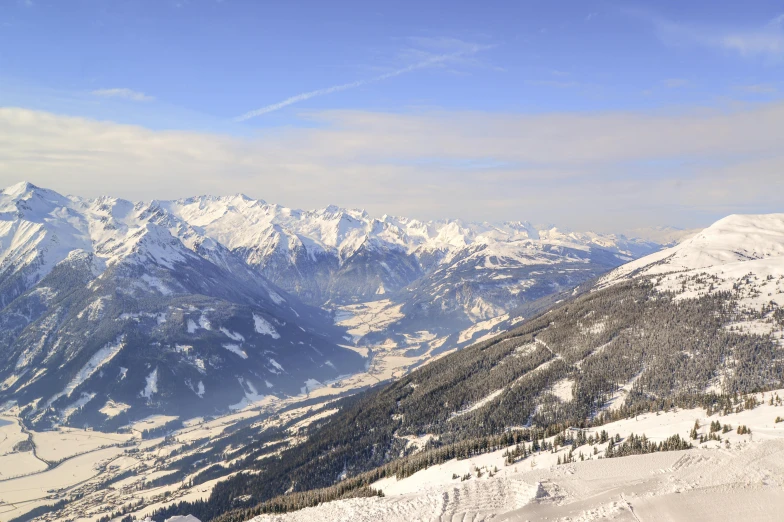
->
[1,0,784,232]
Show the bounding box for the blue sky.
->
[1,0,784,231]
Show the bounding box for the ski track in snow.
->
[252,477,540,522]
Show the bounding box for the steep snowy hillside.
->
[0,183,364,429]
[601,213,784,337]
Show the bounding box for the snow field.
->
[253,313,281,339]
[0,416,49,479]
[0,446,124,514]
[131,414,180,433]
[335,299,405,342]
[0,415,28,455]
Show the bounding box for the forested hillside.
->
[155,273,784,521]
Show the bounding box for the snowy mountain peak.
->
[689,213,784,263]
[0,180,72,214]
[2,180,41,197]
[604,213,784,284]
[233,193,257,202]
[598,214,784,334]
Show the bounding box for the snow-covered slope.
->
[605,213,784,278]
[600,213,784,337]
[249,390,784,522]
[0,183,364,429]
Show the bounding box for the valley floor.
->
[0,336,442,522]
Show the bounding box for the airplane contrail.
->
[234,46,486,122]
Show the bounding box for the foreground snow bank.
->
[253,439,784,522]
[252,389,784,522]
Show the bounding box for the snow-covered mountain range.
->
[0,182,674,428]
[0,182,364,429]
[4,205,784,522]
[163,194,663,307]
[162,192,672,347]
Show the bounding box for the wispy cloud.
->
[91,88,155,102]
[234,41,489,121]
[722,30,784,57]
[634,10,784,60]
[722,13,784,56]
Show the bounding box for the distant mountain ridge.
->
[162,193,663,307]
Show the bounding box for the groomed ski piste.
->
[251,389,784,522]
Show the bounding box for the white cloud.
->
[91,88,155,102]
[234,40,489,121]
[2,103,784,231]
